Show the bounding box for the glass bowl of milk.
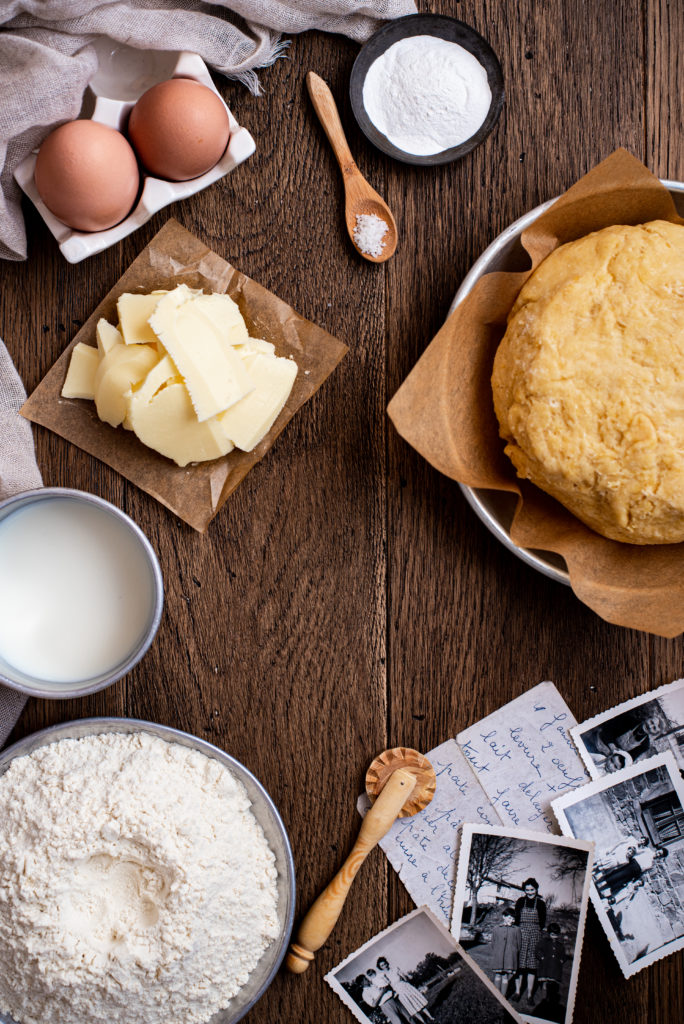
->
[0,489,163,697]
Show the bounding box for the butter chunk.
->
[150,288,254,421]
[234,338,276,360]
[136,355,181,400]
[95,318,123,356]
[121,355,180,431]
[127,381,234,467]
[193,292,250,347]
[94,344,159,427]
[117,292,166,345]
[62,343,100,400]
[218,354,297,451]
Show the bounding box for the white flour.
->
[362,35,492,156]
[0,732,279,1024]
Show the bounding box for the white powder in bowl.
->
[0,732,280,1024]
[362,35,492,156]
[353,213,389,257]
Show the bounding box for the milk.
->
[0,497,157,684]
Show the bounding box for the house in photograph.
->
[591,763,684,960]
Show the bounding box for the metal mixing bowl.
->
[0,718,296,1024]
[449,180,684,584]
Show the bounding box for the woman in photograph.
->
[591,711,664,765]
[375,957,435,1024]
[596,845,669,898]
[360,968,403,1024]
[511,877,546,1005]
[594,834,649,873]
[489,906,521,995]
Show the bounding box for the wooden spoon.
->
[306,71,397,263]
[285,747,435,974]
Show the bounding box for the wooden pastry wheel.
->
[285,746,436,974]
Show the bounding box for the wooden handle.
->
[285,768,417,974]
[306,71,358,177]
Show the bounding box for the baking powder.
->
[362,35,492,156]
[0,733,279,1024]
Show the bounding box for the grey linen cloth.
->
[0,0,417,259]
[0,338,43,746]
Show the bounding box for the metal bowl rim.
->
[451,179,684,584]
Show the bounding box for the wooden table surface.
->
[1,2,682,1021]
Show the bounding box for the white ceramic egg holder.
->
[14,45,256,264]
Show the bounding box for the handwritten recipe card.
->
[457,681,589,832]
[361,683,590,923]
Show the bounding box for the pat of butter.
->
[192,292,250,347]
[126,380,234,467]
[117,292,166,346]
[96,318,124,356]
[61,343,100,400]
[121,356,180,431]
[218,353,297,451]
[150,288,254,421]
[94,344,159,427]
[234,338,276,359]
[136,354,181,401]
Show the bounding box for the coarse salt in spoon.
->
[306,71,397,264]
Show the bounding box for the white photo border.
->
[552,750,684,978]
[570,678,684,780]
[324,905,525,1024]
[451,823,594,1024]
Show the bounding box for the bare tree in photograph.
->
[466,835,517,925]
[550,847,587,902]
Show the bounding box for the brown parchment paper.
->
[21,219,347,533]
[388,150,684,637]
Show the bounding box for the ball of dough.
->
[491,220,684,544]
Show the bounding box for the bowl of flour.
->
[350,14,504,166]
[0,718,295,1024]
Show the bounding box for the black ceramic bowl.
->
[350,14,504,166]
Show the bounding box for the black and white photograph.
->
[553,751,684,978]
[571,678,684,778]
[325,906,523,1024]
[451,825,593,1024]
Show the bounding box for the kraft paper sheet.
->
[22,219,348,532]
[388,150,684,637]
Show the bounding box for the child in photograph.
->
[375,957,435,1024]
[489,906,521,995]
[535,922,566,1007]
[361,969,402,1024]
[608,877,645,909]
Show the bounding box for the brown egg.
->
[127,78,231,182]
[34,120,140,232]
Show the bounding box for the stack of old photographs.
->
[326,680,684,1024]
[556,679,684,978]
[326,907,525,1024]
